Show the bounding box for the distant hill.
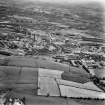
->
[10,1,104,38]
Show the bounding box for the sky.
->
[17,0,105,7]
[21,0,105,3]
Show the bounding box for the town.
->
[0,0,105,105]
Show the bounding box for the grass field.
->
[3,91,105,105]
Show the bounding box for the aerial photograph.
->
[0,0,105,105]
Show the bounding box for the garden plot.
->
[38,68,63,96]
[38,68,63,78]
[56,79,105,98]
[59,85,105,99]
[38,77,60,96]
